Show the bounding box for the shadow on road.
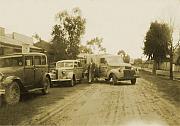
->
[0,83,90,125]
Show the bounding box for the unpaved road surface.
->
[0,76,179,126]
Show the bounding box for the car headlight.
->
[0,72,4,82]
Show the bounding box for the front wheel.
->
[70,78,75,87]
[42,77,50,95]
[110,74,117,85]
[131,79,136,84]
[4,81,20,105]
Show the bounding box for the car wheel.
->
[110,74,117,85]
[4,81,20,105]
[70,78,75,87]
[42,77,50,95]
[131,79,136,84]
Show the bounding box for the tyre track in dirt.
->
[34,78,179,126]
[20,84,96,125]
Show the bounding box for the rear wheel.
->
[5,81,20,105]
[42,77,50,95]
[131,79,136,84]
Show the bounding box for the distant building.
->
[0,27,42,55]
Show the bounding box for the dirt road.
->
[1,77,179,126]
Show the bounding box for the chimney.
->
[0,27,5,36]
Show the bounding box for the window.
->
[34,56,41,65]
[25,56,33,66]
[56,62,64,68]
[0,57,23,67]
[41,56,46,65]
[64,62,74,67]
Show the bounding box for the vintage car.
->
[0,53,51,105]
[50,60,83,87]
[85,54,139,85]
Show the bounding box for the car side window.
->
[34,56,41,65]
[25,56,33,66]
[41,56,46,65]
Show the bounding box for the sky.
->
[0,0,180,59]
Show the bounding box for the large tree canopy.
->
[143,21,171,62]
[51,8,86,60]
[143,21,172,74]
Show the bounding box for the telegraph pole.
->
[169,19,174,80]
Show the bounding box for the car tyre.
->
[131,79,136,84]
[42,77,50,95]
[4,81,20,105]
[70,78,75,87]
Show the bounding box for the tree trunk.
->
[152,60,157,75]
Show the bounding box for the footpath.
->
[141,68,180,81]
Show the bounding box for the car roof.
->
[56,60,79,63]
[0,52,46,58]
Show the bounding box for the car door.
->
[34,55,47,88]
[99,58,108,78]
[24,55,34,89]
[76,61,83,80]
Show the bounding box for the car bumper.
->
[51,78,71,82]
[118,75,140,80]
[0,89,5,95]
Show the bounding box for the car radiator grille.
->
[123,70,135,78]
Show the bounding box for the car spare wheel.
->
[42,77,50,95]
[5,81,20,105]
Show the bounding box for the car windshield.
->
[105,56,124,66]
[0,56,23,67]
[56,61,74,68]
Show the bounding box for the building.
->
[0,27,42,55]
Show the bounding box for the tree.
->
[51,8,86,61]
[134,58,143,65]
[86,37,106,54]
[117,50,130,63]
[143,21,171,74]
[79,44,92,54]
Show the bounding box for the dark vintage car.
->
[0,53,51,105]
[85,54,140,85]
[50,60,84,87]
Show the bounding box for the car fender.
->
[67,72,74,79]
[107,69,123,79]
[2,76,22,87]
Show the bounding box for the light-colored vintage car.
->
[85,54,139,84]
[50,60,84,87]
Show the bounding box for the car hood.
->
[0,67,22,77]
[56,67,73,70]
